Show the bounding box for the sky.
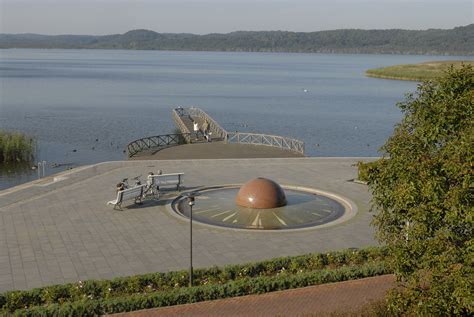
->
[0,0,472,35]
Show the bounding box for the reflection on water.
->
[0,162,32,175]
[0,162,37,188]
[175,187,346,230]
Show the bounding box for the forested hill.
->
[1,24,473,55]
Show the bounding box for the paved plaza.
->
[0,157,377,292]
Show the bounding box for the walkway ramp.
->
[173,107,227,143]
[177,114,207,143]
[127,107,304,158]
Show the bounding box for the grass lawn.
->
[366,60,474,81]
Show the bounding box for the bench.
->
[150,173,184,191]
[144,174,159,198]
[107,185,145,210]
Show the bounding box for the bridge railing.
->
[226,132,305,155]
[127,133,191,157]
[173,107,228,141]
[172,109,192,143]
[130,107,304,157]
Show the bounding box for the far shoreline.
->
[366,60,474,81]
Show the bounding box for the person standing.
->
[202,120,210,142]
[193,121,199,141]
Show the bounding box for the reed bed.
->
[0,130,34,163]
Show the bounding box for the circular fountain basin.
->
[172,185,355,230]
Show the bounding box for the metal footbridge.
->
[127,107,305,158]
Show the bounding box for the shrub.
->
[356,160,381,182]
[1,247,389,313]
[8,262,389,316]
[368,65,473,315]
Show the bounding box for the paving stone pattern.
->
[0,158,377,292]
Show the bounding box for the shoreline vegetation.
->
[1,24,473,55]
[0,130,34,163]
[366,60,474,81]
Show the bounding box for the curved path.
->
[0,157,377,292]
[112,275,394,317]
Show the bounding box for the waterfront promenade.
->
[0,157,376,292]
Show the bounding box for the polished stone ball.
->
[235,177,287,209]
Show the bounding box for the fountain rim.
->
[167,184,358,232]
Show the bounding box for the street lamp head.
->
[182,191,201,206]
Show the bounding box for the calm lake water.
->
[0,49,469,189]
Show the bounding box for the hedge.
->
[357,160,381,182]
[7,262,389,316]
[1,247,389,314]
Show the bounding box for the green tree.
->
[367,65,473,315]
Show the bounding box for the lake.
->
[0,49,468,190]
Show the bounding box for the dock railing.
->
[173,107,228,141]
[226,132,305,155]
[128,107,305,157]
[127,133,190,157]
[172,109,192,143]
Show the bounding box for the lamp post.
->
[182,191,200,287]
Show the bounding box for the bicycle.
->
[117,173,159,199]
[118,175,142,190]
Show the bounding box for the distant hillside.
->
[1,25,473,55]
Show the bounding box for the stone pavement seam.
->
[0,158,377,292]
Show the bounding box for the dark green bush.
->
[2,289,42,311]
[356,160,381,182]
[1,247,389,313]
[369,65,473,315]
